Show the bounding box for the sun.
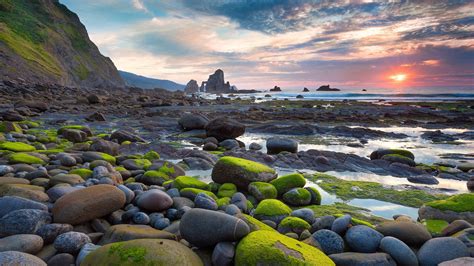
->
[389,73,407,82]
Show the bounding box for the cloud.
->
[132,0,148,12]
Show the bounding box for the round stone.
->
[212,242,235,266]
[137,189,173,212]
[47,253,75,266]
[379,236,418,266]
[376,221,432,247]
[418,237,469,266]
[311,229,345,255]
[132,212,150,225]
[0,234,44,254]
[36,223,73,244]
[0,209,51,236]
[331,214,351,235]
[0,196,48,218]
[54,232,91,254]
[194,192,218,210]
[266,137,298,154]
[345,225,384,253]
[0,251,46,266]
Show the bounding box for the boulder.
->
[329,252,396,266]
[235,230,334,265]
[379,236,419,266]
[331,215,352,235]
[184,79,200,94]
[180,208,250,247]
[81,239,203,265]
[0,196,48,218]
[253,199,292,224]
[54,232,91,254]
[211,156,277,190]
[310,229,344,255]
[418,193,474,223]
[248,182,277,201]
[417,237,469,266]
[282,187,311,206]
[90,139,120,156]
[0,209,51,236]
[277,217,310,235]
[110,129,145,143]
[408,174,439,185]
[0,251,46,266]
[205,117,245,141]
[212,242,234,266]
[345,225,383,253]
[0,234,44,254]
[52,184,126,225]
[266,137,298,154]
[136,189,173,212]
[376,221,431,247]
[178,113,209,131]
[99,224,176,245]
[270,173,306,196]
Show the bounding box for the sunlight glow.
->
[389,73,407,82]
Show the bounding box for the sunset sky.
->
[61,0,474,91]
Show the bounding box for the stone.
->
[235,230,334,265]
[266,137,298,154]
[90,139,120,156]
[205,117,245,141]
[311,229,345,255]
[379,236,419,266]
[217,183,237,198]
[86,111,106,122]
[110,129,145,143]
[61,128,87,143]
[311,216,335,232]
[441,220,472,236]
[230,192,248,212]
[204,69,231,93]
[98,224,176,245]
[439,257,474,266]
[47,253,75,266]
[36,223,73,244]
[54,232,91,254]
[370,149,415,160]
[173,175,209,190]
[132,212,150,225]
[376,221,432,247]
[248,182,277,201]
[121,158,151,170]
[87,94,102,104]
[329,252,396,266]
[212,242,235,266]
[137,189,173,212]
[81,239,203,265]
[0,234,44,254]
[178,113,209,131]
[277,217,311,235]
[184,79,200,93]
[49,173,84,186]
[0,196,48,217]
[291,208,315,224]
[46,186,81,202]
[0,184,49,202]
[418,237,469,266]
[345,225,384,253]
[211,156,277,190]
[59,154,76,167]
[253,199,292,224]
[194,192,218,210]
[408,174,439,185]
[0,251,46,266]
[249,142,262,150]
[418,193,474,223]
[180,208,250,248]
[270,173,306,196]
[0,209,51,236]
[331,214,352,235]
[282,187,311,206]
[52,184,126,225]
[306,187,322,205]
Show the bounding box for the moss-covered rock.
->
[180,188,217,201]
[121,159,152,170]
[81,239,203,266]
[278,216,311,234]
[0,141,36,152]
[57,125,92,136]
[282,188,311,206]
[216,197,231,207]
[370,148,415,160]
[217,183,237,198]
[69,168,93,179]
[8,153,45,165]
[270,173,306,196]
[235,230,334,265]
[381,154,416,166]
[139,170,170,186]
[236,213,276,232]
[248,182,277,201]
[143,150,160,161]
[419,193,474,223]
[305,187,322,205]
[305,203,387,226]
[211,156,277,190]
[253,199,292,224]
[0,121,22,133]
[26,129,58,143]
[82,151,116,164]
[174,176,209,190]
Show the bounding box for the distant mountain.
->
[0,0,124,87]
[119,70,185,91]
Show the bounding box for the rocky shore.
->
[1,81,474,265]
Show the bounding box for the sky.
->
[60,0,474,91]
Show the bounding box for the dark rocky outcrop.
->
[317,85,340,91]
[184,79,199,93]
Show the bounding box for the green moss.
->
[387,149,414,160]
[8,153,45,165]
[282,188,311,206]
[235,230,335,265]
[131,159,152,170]
[254,199,292,217]
[0,121,22,133]
[36,149,64,154]
[270,173,306,196]
[141,170,170,185]
[115,166,127,171]
[279,217,310,230]
[162,180,173,187]
[174,176,209,190]
[94,152,116,164]
[310,173,447,208]
[143,150,160,161]
[180,188,217,200]
[248,182,278,201]
[108,242,146,263]
[157,162,175,176]
[69,168,93,179]
[217,197,231,207]
[238,214,276,232]
[422,219,449,235]
[425,193,474,212]
[18,120,40,128]
[0,142,36,152]
[305,187,322,205]
[25,129,57,143]
[381,154,415,166]
[305,203,387,225]
[218,156,275,174]
[209,151,224,155]
[217,183,237,198]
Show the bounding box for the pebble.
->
[212,242,235,266]
[36,223,73,244]
[311,229,345,255]
[311,215,335,233]
[345,225,384,253]
[0,209,51,236]
[417,237,469,266]
[291,208,315,224]
[137,189,173,212]
[376,221,432,247]
[54,232,92,254]
[194,192,218,210]
[0,196,48,217]
[132,212,150,225]
[379,236,418,266]
[0,251,47,266]
[331,214,351,235]
[47,253,76,266]
[329,252,396,266]
[0,234,44,254]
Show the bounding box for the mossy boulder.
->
[419,193,474,223]
[248,182,277,201]
[370,148,415,160]
[270,173,306,196]
[278,216,311,234]
[217,197,231,207]
[305,187,322,205]
[282,188,311,206]
[82,151,116,164]
[253,199,292,224]
[381,154,416,167]
[57,125,92,136]
[0,121,22,133]
[180,188,217,201]
[121,159,152,170]
[143,150,160,161]
[174,176,209,190]
[236,213,276,232]
[98,224,176,245]
[211,156,277,190]
[235,230,334,265]
[138,170,170,186]
[69,168,93,179]
[81,239,203,266]
[8,153,45,165]
[0,142,36,152]
[217,183,237,198]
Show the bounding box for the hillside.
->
[0,0,124,87]
[119,70,185,91]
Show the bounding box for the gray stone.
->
[137,189,173,212]
[179,208,250,247]
[212,242,235,266]
[407,174,439,185]
[439,257,474,266]
[194,192,218,210]
[47,253,75,266]
[219,139,240,150]
[0,196,48,218]
[417,237,469,266]
[54,232,91,254]
[311,229,344,255]
[46,186,81,202]
[379,236,418,266]
[110,129,145,143]
[0,234,44,254]
[329,252,396,266]
[266,137,298,154]
[0,165,14,176]
[0,251,46,266]
[345,225,384,253]
[205,117,245,141]
[331,214,351,235]
[442,220,472,236]
[249,142,262,150]
[59,154,76,167]
[0,209,51,236]
[90,139,120,156]
[178,113,209,131]
[376,221,431,247]
[311,215,335,233]
[117,184,134,204]
[36,223,73,244]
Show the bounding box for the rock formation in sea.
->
[317,85,340,91]
[270,86,282,92]
[200,69,235,93]
[184,80,199,93]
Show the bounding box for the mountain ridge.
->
[119,70,185,91]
